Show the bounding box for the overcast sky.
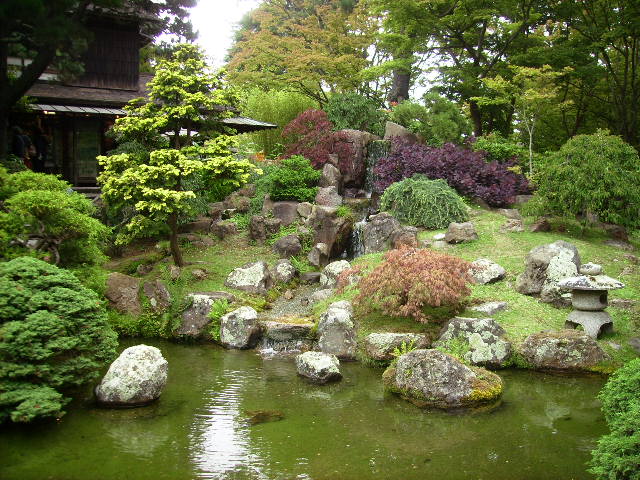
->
[188,0,261,67]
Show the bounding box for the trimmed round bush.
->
[380,175,469,228]
[527,130,640,228]
[0,257,118,423]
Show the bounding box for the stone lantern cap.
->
[558,275,624,291]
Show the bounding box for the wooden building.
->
[16,9,275,186]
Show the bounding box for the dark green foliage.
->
[250,156,320,213]
[0,257,118,423]
[0,154,27,173]
[325,92,386,135]
[0,169,110,265]
[589,358,640,479]
[526,130,640,228]
[380,175,469,228]
[471,134,527,165]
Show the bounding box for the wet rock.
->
[470,301,508,316]
[317,301,357,360]
[363,333,431,363]
[308,242,330,268]
[272,201,300,227]
[445,222,478,244]
[382,349,503,409]
[307,206,353,259]
[273,234,302,259]
[295,351,342,384]
[259,321,314,353]
[225,261,273,294]
[142,279,171,313]
[176,292,235,340]
[315,186,343,208]
[300,272,321,284]
[245,409,284,426]
[95,345,168,407]
[435,317,512,368]
[320,260,351,288]
[106,272,141,315]
[516,241,581,304]
[211,220,238,240]
[337,129,379,188]
[470,258,506,285]
[272,259,297,284]
[520,330,608,371]
[362,212,402,254]
[319,163,343,191]
[220,306,261,349]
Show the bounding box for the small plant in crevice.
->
[435,337,471,364]
[290,256,315,274]
[392,340,418,359]
[207,299,231,342]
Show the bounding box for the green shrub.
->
[207,299,231,342]
[0,169,110,265]
[526,130,640,228]
[589,359,640,479]
[0,257,118,423]
[229,212,251,230]
[324,92,386,136]
[380,175,469,228]
[471,133,527,165]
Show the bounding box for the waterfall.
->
[350,220,367,259]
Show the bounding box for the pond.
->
[0,340,607,480]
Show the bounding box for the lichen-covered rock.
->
[315,186,343,208]
[95,345,168,407]
[142,279,171,313]
[306,205,353,259]
[382,349,503,409]
[362,212,402,254]
[319,163,343,191]
[272,259,297,284]
[309,288,334,304]
[317,301,357,359]
[225,261,273,294]
[106,272,141,315]
[520,329,608,371]
[435,317,512,368]
[220,306,261,349]
[470,301,508,316]
[273,234,302,258]
[500,219,524,233]
[249,215,267,242]
[363,333,430,363]
[470,258,506,285]
[176,291,235,340]
[320,260,351,288]
[308,242,330,268]
[516,241,581,304]
[295,351,342,384]
[445,222,478,244]
[579,263,603,275]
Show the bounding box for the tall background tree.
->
[0,0,196,160]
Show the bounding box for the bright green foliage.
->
[526,130,640,228]
[380,176,469,229]
[324,93,386,136]
[389,93,471,146]
[239,88,316,158]
[0,257,118,423]
[251,156,320,213]
[207,299,231,342]
[0,168,109,265]
[589,359,640,480]
[97,45,258,266]
[472,133,527,165]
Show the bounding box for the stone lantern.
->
[557,263,624,339]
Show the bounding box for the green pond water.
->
[0,340,607,480]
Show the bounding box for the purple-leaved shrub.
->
[374,139,530,207]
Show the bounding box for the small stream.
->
[0,339,606,480]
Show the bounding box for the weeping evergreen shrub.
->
[380,175,468,229]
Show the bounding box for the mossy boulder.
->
[382,349,503,409]
[520,329,608,371]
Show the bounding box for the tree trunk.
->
[387,69,410,104]
[168,212,184,267]
[469,100,483,137]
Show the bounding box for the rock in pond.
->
[259,320,315,354]
[435,317,512,368]
[225,261,273,294]
[295,351,342,384]
[363,333,431,363]
[95,345,168,407]
[520,329,608,371]
[317,301,357,360]
[220,306,261,349]
[382,349,503,409]
[176,291,235,340]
